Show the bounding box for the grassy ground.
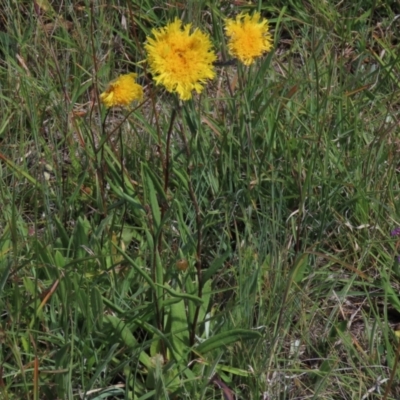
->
[1,0,400,399]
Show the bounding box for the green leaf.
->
[0,153,39,186]
[202,251,231,285]
[185,274,197,325]
[54,250,65,269]
[165,287,189,361]
[106,177,144,217]
[142,163,165,230]
[0,238,12,292]
[73,217,91,258]
[196,329,261,355]
[319,359,335,375]
[197,280,212,326]
[171,167,189,191]
[155,250,164,303]
[104,315,152,369]
[155,283,203,306]
[380,273,400,313]
[113,244,156,292]
[292,253,309,284]
[217,364,251,377]
[174,198,192,244]
[91,286,104,329]
[53,216,70,249]
[85,343,119,393]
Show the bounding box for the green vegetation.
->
[1,0,400,399]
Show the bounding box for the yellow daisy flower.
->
[145,18,217,101]
[224,12,273,66]
[100,73,143,108]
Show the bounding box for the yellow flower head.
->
[224,12,273,66]
[100,73,143,108]
[145,18,217,101]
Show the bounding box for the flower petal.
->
[224,12,273,66]
[145,18,216,101]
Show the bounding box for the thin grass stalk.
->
[88,2,107,214]
[163,108,177,193]
[177,120,203,350]
[153,108,177,361]
[29,333,39,400]
[382,336,400,400]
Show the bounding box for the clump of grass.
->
[1,1,400,399]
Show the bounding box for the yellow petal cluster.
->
[145,18,217,101]
[100,73,143,108]
[224,12,273,66]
